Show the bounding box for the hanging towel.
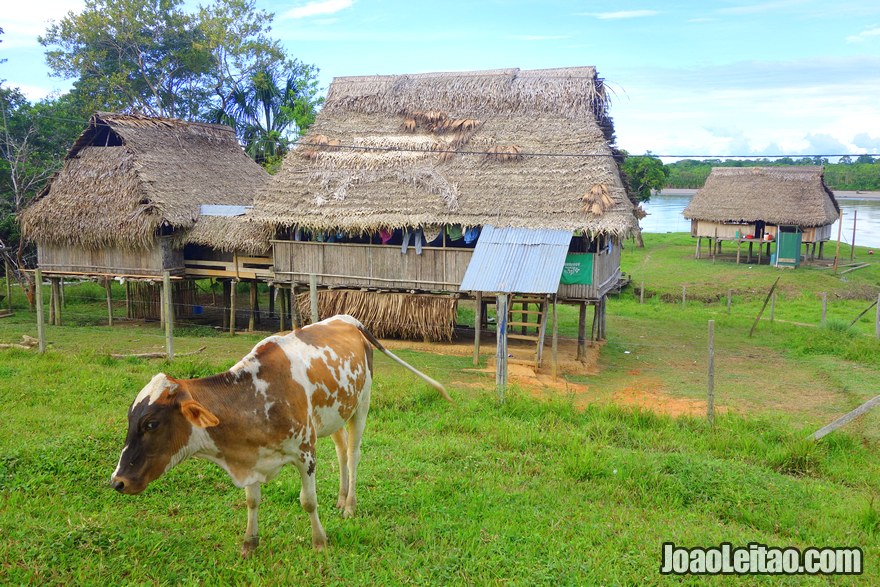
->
[464,226,480,244]
[446,224,463,241]
[379,228,393,244]
[423,224,442,244]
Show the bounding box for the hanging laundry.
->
[379,228,393,244]
[464,226,480,244]
[423,224,442,245]
[446,224,464,241]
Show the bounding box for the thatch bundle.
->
[582,184,614,216]
[255,67,637,238]
[295,290,457,342]
[683,166,839,226]
[21,112,269,252]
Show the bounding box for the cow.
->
[110,314,449,556]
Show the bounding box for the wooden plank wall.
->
[273,241,472,291]
[37,238,183,276]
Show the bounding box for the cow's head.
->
[111,373,219,494]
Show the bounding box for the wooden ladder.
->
[506,295,549,368]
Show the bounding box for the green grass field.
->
[1,233,878,584]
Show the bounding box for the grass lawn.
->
[1,233,878,584]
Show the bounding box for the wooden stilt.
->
[268,285,275,319]
[248,281,257,332]
[48,278,56,326]
[163,271,174,359]
[291,286,303,329]
[278,286,286,332]
[577,301,587,360]
[230,280,237,335]
[473,291,482,366]
[125,281,132,318]
[105,278,114,326]
[222,280,231,330]
[309,274,319,324]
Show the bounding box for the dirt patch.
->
[612,387,726,418]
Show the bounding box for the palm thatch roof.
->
[21,112,270,251]
[251,67,637,237]
[683,166,840,227]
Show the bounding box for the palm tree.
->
[210,61,322,166]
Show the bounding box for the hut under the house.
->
[250,66,637,368]
[683,166,840,266]
[20,112,272,322]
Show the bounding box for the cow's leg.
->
[331,428,349,510]
[343,387,371,518]
[241,482,261,557]
[296,452,327,549]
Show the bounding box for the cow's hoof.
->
[335,496,346,510]
[342,507,356,519]
[241,536,259,558]
[313,533,328,551]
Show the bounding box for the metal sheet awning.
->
[459,226,572,294]
[199,204,252,217]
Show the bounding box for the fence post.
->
[229,279,237,335]
[707,320,715,426]
[639,281,645,304]
[105,278,114,327]
[35,269,46,354]
[4,259,11,312]
[769,292,776,322]
[876,293,880,339]
[163,271,174,359]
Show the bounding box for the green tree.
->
[210,62,322,168]
[621,152,670,202]
[40,0,212,118]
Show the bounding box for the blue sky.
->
[3,0,880,160]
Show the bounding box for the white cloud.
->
[2,1,84,48]
[587,10,659,20]
[846,26,880,43]
[717,0,808,16]
[283,0,354,20]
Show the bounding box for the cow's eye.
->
[144,420,159,431]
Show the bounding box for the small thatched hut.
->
[22,112,270,278]
[251,66,636,351]
[683,166,840,264]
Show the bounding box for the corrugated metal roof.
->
[199,204,252,217]
[459,226,572,294]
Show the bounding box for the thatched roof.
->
[251,67,637,237]
[21,112,270,250]
[683,166,840,227]
[173,207,273,256]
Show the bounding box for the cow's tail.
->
[352,321,451,403]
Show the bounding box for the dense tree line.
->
[0,0,323,259]
[664,156,880,190]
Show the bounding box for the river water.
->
[641,190,880,248]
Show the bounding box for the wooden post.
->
[105,278,114,327]
[48,278,56,326]
[53,278,62,326]
[577,301,587,361]
[727,289,732,314]
[163,271,174,359]
[248,281,257,332]
[229,279,237,335]
[707,320,715,426]
[291,286,303,329]
[551,296,559,381]
[811,395,880,441]
[639,281,645,304]
[682,285,687,309]
[695,236,701,259]
[159,286,165,330]
[60,277,65,308]
[599,296,607,340]
[833,211,843,273]
[495,293,508,401]
[222,280,231,330]
[736,240,741,264]
[748,277,781,337]
[278,287,287,332]
[35,269,46,354]
[268,285,275,319]
[309,274,319,324]
[821,292,827,326]
[4,259,11,311]
[769,292,776,322]
[125,281,132,319]
[850,209,857,261]
[473,291,482,366]
[876,292,880,339]
[591,302,599,342]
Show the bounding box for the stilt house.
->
[20,112,272,320]
[683,166,840,265]
[251,67,637,361]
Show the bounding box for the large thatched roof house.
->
[250,66,635,348]
[21,112,271,278]
[683,166,840,263]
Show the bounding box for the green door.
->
[775,227,802,267]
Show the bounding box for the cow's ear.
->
[180,400,220,428]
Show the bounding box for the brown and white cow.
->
[111,314,449,556]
